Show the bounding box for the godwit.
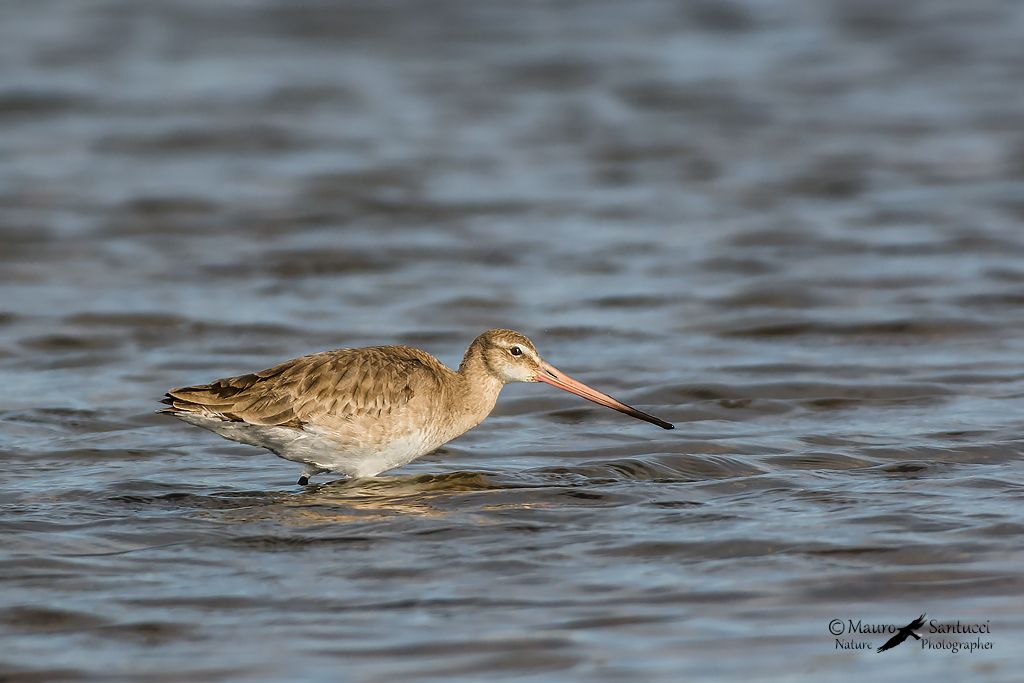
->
[161,329,673,485]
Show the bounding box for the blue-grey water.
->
[2,0,1023,681]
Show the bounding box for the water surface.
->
[2,0,1023,680]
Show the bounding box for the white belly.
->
[174,414,440,477]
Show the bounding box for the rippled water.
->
[3,0,1024,680]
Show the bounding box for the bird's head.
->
[464,328,674,429]
[471,328,543,383]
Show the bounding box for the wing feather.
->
[161,346,445,429]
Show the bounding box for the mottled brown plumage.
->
[161,329,673,484]
[163,346,444,429]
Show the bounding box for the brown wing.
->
[160,346,446,428]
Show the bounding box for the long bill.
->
[535,360,674,430]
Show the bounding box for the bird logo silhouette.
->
[877,614,926,653]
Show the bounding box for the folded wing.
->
[160,346,443,429]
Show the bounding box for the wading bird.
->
[161,329,673,485]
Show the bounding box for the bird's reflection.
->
[272,471,502,522]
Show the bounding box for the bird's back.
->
[161,345,454,442]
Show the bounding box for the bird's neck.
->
[453,342,505,426]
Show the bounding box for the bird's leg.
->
[297,464,325,486]
[909,632,921,640]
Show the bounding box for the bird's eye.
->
[509,346,523,356]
